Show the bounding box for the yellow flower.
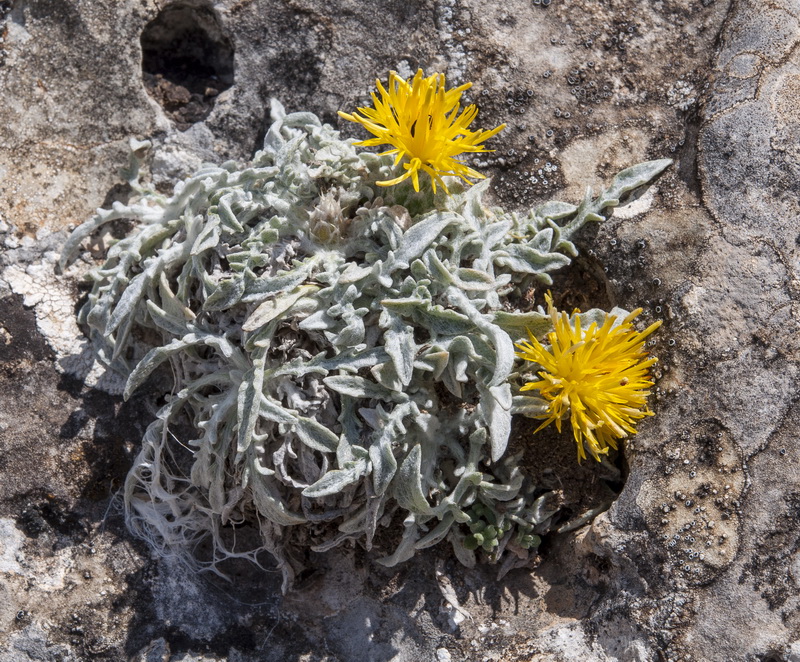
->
[515,295,661,462]
[338,69,505,193]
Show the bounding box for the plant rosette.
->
[62,87,669,591]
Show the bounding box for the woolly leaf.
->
[259,395,297,424]
[602,159,672,205]
[530,491,563,525]
[477,382,513,462]
[242,285,319,332]
[393,212,456,264]
[376,516,419,567]
[383,311,416,387]
[535,201,577,220]
[123,333,201,400]
[323,375,397,401]
[493,310,552,343]
[511,395,549,416]
[415,513,455,550]
[251,474,306,526]
[204,276,245,311]
[237,347,267,454]
[369,432,398,496]
[394,445,431,515]
[302,461,366,498]
[295,416,339,453]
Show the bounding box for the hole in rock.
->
[509,417,626,535]
[141,3,234,129]
[0,0,14,21]
[506,251,630,536]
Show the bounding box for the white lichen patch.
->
[1,257,126,394]
[612,184,657,219]
[0,518,24,575]
[3,260,83,357]
[666,80,697,111]
[0,518,76,593]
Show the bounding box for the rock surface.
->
[1,0,799,661]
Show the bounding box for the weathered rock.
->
[2,0,799,660]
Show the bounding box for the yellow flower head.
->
[515,295,661,462]
[338,69,505,194]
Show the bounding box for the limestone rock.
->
[1,0,798,660]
